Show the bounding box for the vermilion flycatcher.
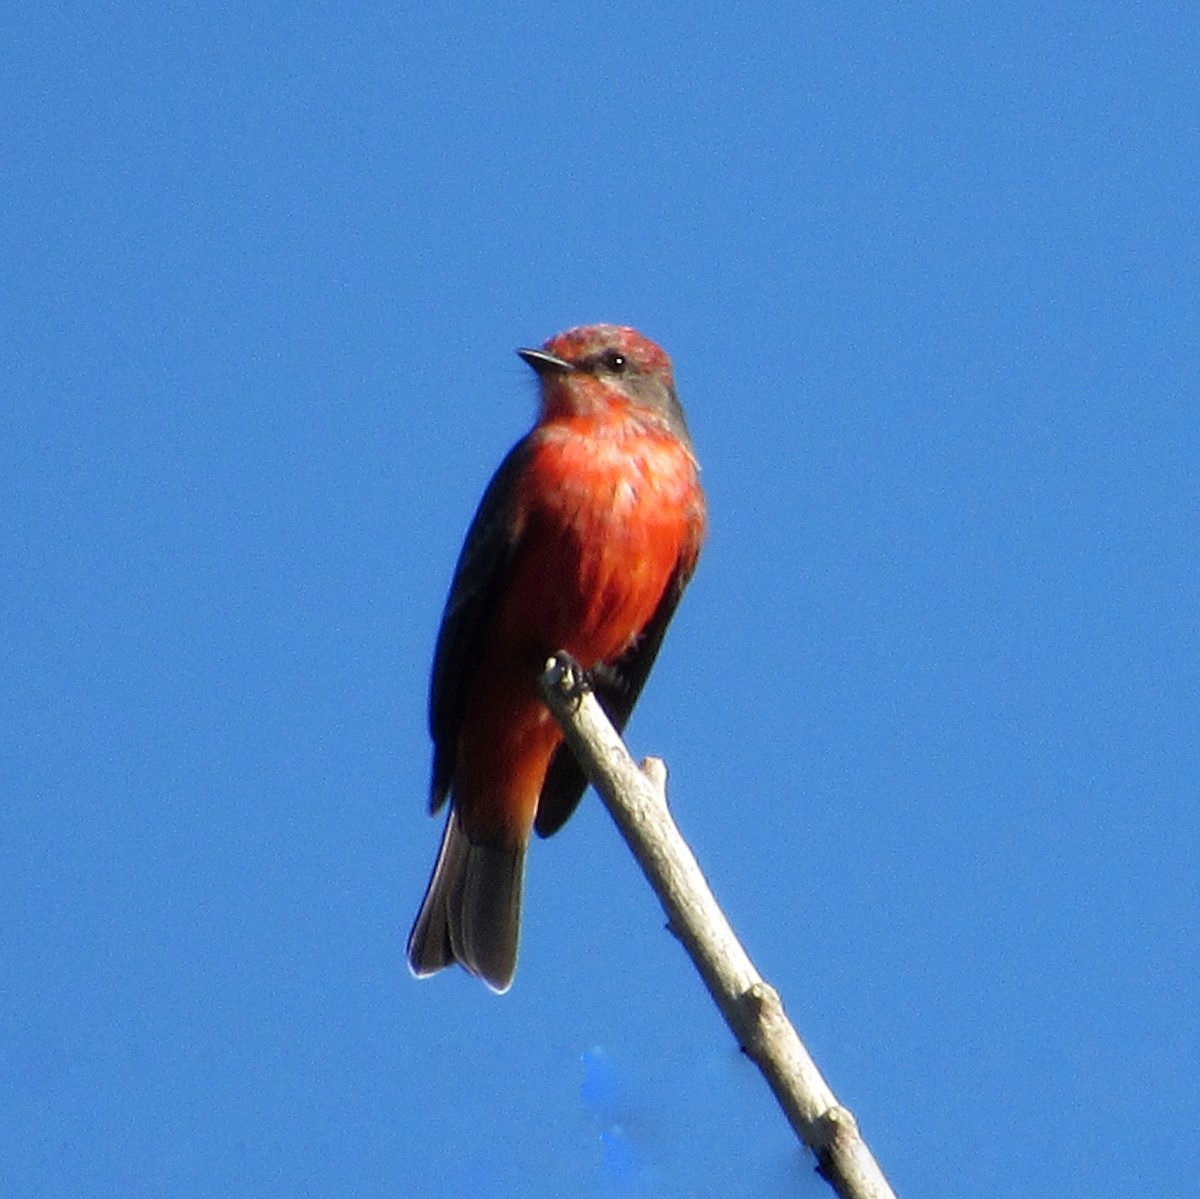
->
[407,324,706,992]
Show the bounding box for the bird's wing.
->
[533,542,701,838]
[428,439,528,812]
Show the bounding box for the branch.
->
[539,656,898,1199]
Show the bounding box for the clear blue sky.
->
[4,4,1197,1196]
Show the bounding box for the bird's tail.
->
[406,808,526,993]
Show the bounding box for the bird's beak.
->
[517,347,575,375]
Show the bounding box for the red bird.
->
[407,324,706,992]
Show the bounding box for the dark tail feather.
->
[406,809,525,993]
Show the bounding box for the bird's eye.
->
[600,350,627,373]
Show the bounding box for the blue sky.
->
[4,3,1197,1196]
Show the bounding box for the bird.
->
[407,324,706,991]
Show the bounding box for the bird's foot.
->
[545,651,593,702]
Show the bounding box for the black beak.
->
[517,347,575,375]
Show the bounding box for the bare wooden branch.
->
[539,656,898,1199]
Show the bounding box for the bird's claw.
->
[549,651,593,702]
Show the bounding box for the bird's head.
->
[518,325,691,446]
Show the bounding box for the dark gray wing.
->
[533,554,697,838]
[428,439,529,812]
